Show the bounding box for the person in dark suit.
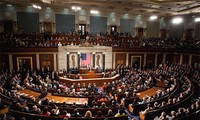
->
[71,109,82,117]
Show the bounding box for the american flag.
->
[81,53,92,67]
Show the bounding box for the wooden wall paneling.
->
[174,54,180,63]
[160,29,167,38]
[115,53,126,67]
[0,54,9,71]
[182,55,189,65]
[186,29,193,38]
[3,20,13,32]
[39,54,54,71]
[43,22,52,32]
[129,54,144,68]
[12,54,36,70]
[157,54,163,66]
[146,54,155,69]
[166,54,174,65]
[191,55,200,68]
[137,27,144,37]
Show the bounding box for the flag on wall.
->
[81,53,91,67]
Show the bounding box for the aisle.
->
[128,81,165,120]
[138,86,163,99]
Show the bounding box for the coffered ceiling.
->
[1,0,200,17]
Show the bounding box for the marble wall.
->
[58,46,112,71]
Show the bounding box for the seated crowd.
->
[0,63,200,120]
[137,64,200,120]
[1,32,200,49]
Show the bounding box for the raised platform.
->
[59,74,120,87]
[64,71,103,79]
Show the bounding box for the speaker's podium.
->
[80,70,102,79]
[89,71,94,76]
[79,68,89,74]
[79,68,98,74]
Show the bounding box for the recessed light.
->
[72,6,81,11]
[195,17,200,22]
[90,10,99,14]
[32,4,41,9]
[7,4,12,7]
[150,15,158,20]
[172,17,183,24]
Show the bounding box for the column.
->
[154,53,158,67]
[180,54,183,64]
[189,55,192,65]
[66,52,69,71]
[126,53,129,66]
[8,54,13,71]
[103,52,105,72]
[143,53,146,67]
[92,52,95,68]
[163,53,166,63]
[77,52,80,68]
[113,53,116,69]
[53,54,57,71]
[36,54,40,69]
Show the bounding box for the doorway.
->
[79,24,86,39]
[110,25,117,35]
[43,22,52,33]
[3,20,13,32]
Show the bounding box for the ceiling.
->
[1,0,200,17]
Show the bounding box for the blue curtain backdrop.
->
[56,14,75,33]
[169,23,184,38]
[90,16,107,34]
[120,18,135,36]
[17,12,39,32]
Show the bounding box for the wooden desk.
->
[79,68,89,74]
[79,68,98,74]
[59,74,120,87]
[19,89,88,105]
[68,73,102,79]
[46,95,88,104]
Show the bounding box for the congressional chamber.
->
[0,0,200,120]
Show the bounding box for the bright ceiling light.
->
[195,17,200,22]
[77,7,81,10]
[38,6,41,9]
[90,10,99,14]
[33,4,37,8]
[32,4,41,9]
[7,4,12,7]
[172,17,183,24]
[71,6,76,10]
[71,6,81,11]
[150,15,158,20]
